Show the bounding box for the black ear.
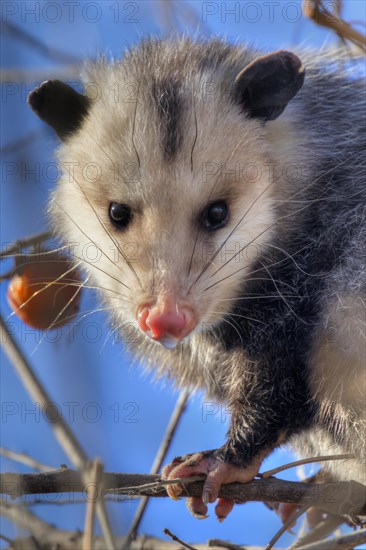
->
[27,80,91,140]
[234,51,305,121]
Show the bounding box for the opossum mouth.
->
[152,334,181,350]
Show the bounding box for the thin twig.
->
[208,539,248,549]
[25,496,139,506]
[0,501,61,541]
[0,447,55,472]
[125,390,189,545]
[0,533,13,544]
[265,507,308,550]
[295,528,366,550]
[2,21,83,64]
[0,231,52,259]
[164,528,198,550]
[0,314,116,549]
[303,0,366,51]
[0,315,86,467]
[83,459,103,550]
[0,130,45,156]
[289,516,346,549]
[0,67,83,83]
[260,455,354,479]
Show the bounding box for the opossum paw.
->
[161,449,261,520]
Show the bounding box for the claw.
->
[216,498,234,521]
[161,448,263,519]
[167,483,183,500]
[186,496,209,519]
[217,516,225,523]
[202,490,210,505]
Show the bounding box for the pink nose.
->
[137,299,196,349]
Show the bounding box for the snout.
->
[137,296,196,349]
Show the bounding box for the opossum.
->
[28,37,366,521]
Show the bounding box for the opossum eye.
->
[201,201,229,230]
[109,203,133,228]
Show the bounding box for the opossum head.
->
[28,39,304,349]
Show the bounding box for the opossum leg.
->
[162,449,262,520]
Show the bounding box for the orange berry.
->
[7,253,82,329]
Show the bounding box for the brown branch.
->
[0,501,65,542]
[0,231,53,259]
[0,447,55,472]
[1,470,365,518]
[208,540,248,550]
[295,529,366,550]
[0,67,83,83]
[164,528,198,550]
[0,315,86,467]
[2,21,83,64]
[0,130,45,156]
[0,534,13,545]
[303,0,366,51]
[0,231,52,260]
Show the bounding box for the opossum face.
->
[28,41,304,349]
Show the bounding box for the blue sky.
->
[1,1,365,548]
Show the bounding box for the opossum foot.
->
[162,449,261,520]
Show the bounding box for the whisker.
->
[209,310,267,327]
[71,250,133,294]
[209,223,277,281]
[187,133,257,292]
[6,260,83,321]
[101,319,138,352]
[30,275,87,356]
[1,244,71,260]
[197,154,353,290]
[199,178,276,285]
[262,263,308,324]
[151,255,155,295]
[61,165,144,291]
[215,294,304,302]
[23,279,131,302]
[265,243,327,277]
[54,199,132,291]
[208,178,335,282]
[222,317,248,343]
[206,242,310,291]
[131,79,141,168]
[190,87,198,173]
[204,272,302,295]
[63,304,129,327]
[187,224,201,281]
